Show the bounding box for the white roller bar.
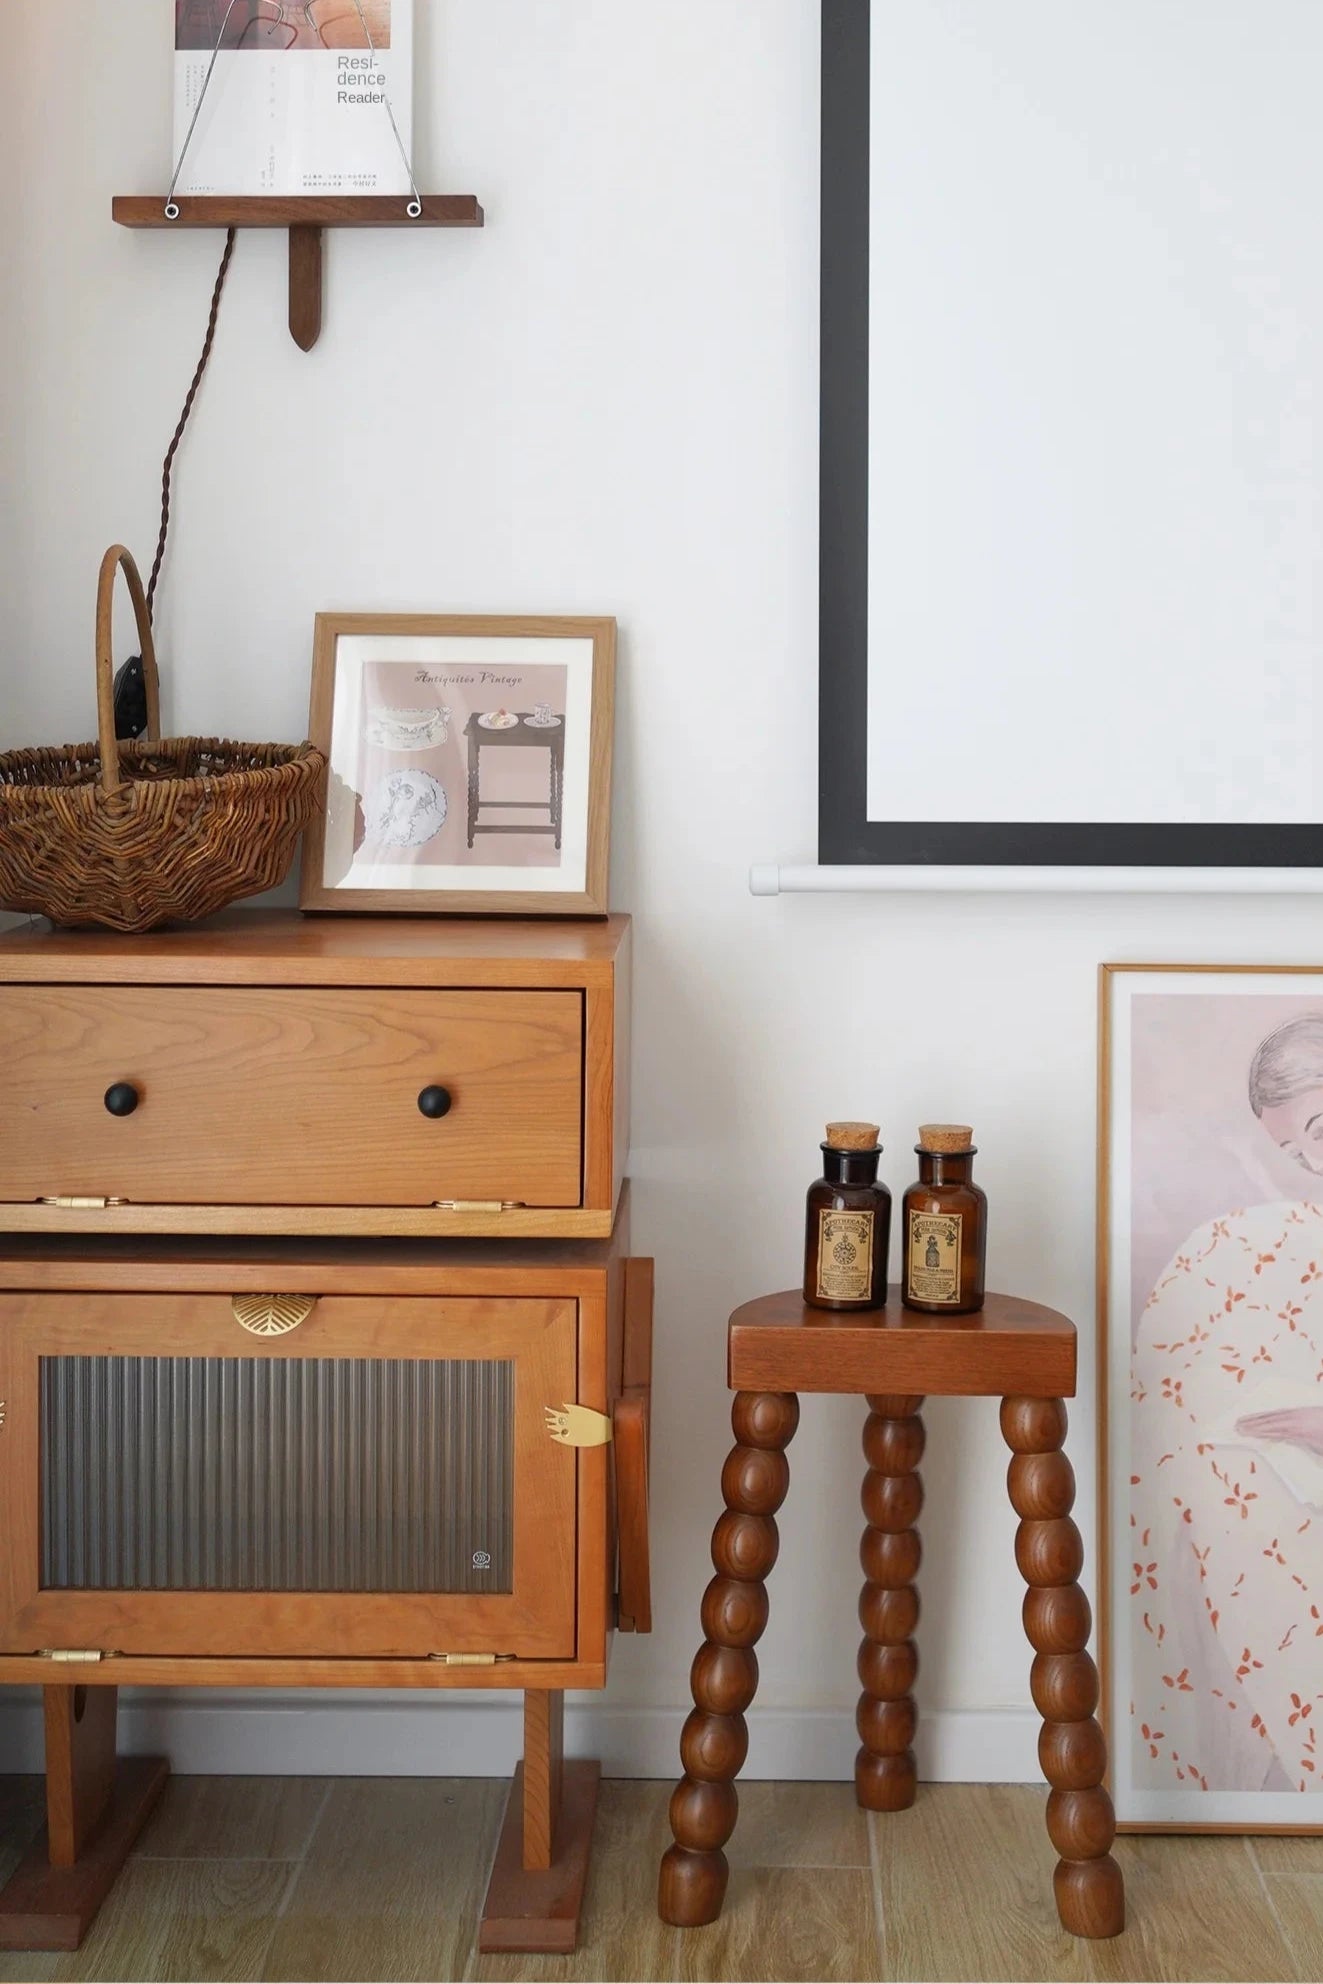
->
[749,864,1323,896]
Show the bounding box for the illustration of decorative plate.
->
[366,705,450,751]
[365,768,448,850]
[478,710,520,729]
[524,713,562,728]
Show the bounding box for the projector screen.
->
[819,0,1323,868]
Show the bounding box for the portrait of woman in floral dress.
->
[1124,1000,1323,1818]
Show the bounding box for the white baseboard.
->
[0,1690,1038,1783]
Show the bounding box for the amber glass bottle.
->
[803,1121,891,1311]
[901,1124,986,1314]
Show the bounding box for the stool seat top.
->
[727,1287,1076,1399]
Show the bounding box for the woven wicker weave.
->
[0,545,325,933]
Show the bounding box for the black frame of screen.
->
[817,0,1321,868]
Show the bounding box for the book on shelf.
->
[172,0,414,198]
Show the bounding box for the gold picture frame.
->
[1099,962,1323,1834]
[299,613,615,917]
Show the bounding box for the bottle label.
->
[907,1211,963,1304]
[815,1209,874,1303]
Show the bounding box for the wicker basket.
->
[0,545,326,933]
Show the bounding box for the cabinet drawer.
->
[0,986,583,1209]
[0,1292,578,1660]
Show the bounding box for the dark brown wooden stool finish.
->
[657,1288,1124,1941]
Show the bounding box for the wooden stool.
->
[657,1288,1125,1941]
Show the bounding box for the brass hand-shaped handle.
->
[231,1294,317,1337]
[544,1402,614,1448]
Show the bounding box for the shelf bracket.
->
[111,196,485,355]
[288,225,324,351]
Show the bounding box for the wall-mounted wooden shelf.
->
[112,194,485,351]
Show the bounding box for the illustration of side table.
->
[657,1287,1126,1942]
[466,714,564,850]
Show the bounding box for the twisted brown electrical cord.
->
[145,225,237,623]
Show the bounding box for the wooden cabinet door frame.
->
[0,1294,577,1660]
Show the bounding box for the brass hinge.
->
[544,1402,613,1448]
[426,1652,516,1666]
[38,1648,115,1663]
[0,1401,6,1428]
[431,1200,524,1213]
[37,1196,129,1210]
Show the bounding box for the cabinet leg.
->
[658,1389,800,1928]
[522,1689,565,1871]
[856,1394,924,1813]
[1001,1397,1126,1940]
[479,1689,599,1955]
[0,1685,169,1952]
[46,1683,118,1866]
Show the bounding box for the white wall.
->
[4,0,1323,1782]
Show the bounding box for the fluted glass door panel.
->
[39,1355,514,1595]
[0,1294,577,1661]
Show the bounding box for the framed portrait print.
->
[300,614,615,916]
[1099,964,1323,1831]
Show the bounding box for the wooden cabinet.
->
[0,914,647,1957]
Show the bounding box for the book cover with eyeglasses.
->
[173,0,413,197]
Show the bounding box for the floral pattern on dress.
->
[1131,1201,1323,1795]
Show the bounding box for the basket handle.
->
[95,545,161,796]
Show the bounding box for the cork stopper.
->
[917,1123,974,1153]
[825,1120,881,1150]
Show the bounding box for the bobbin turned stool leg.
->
[1000,1396,1125,1940]
[856,1394,924,1812]
[658,1390,799,1928]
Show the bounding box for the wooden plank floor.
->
[0,1775,1319,1981]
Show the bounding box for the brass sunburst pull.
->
[231,1294,317,1338]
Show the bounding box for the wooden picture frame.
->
[300,614,615,916]
[1099,963,1323,1832]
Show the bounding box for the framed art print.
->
[821,1,1323,870]
[300,614,615,916]
[1099,965,1323,1830]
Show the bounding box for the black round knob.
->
[103,1082,140,1117]
[417,1085,453,1120]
